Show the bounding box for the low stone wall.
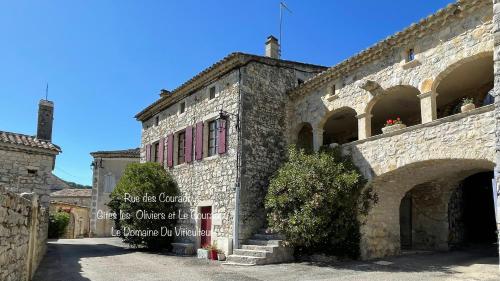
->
[0,186,47,281]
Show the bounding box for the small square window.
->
[407,49,415,62]
[297,79,304,85]
[209,87,216,100]
[27,169,38,176]
[179,102,186,114]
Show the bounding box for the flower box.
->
[461,103,475,113]
[382,123,406,134]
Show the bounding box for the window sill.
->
[326,95,338,102]
[203,155,219,161]
[401,59,421,70]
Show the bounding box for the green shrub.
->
[108,162,179,250]
[48,211,70,239]
[265,146,377,259]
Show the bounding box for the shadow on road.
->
[33,240,129,281]
[297,245,499,274]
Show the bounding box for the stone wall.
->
[0,147,56,207]
[238,61,321,241]
[0,187,47,281]
[493,0,500,256]
[141,69,241,253]
[344,106,495,259]
[288,2,493,148]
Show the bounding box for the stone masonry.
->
[136,0,499,261]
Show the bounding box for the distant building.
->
[51,188,91,206]
[89,148,140,237]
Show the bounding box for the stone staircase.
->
[224,229,294,266]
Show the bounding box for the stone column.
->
[356,113,372,140]
[312,127,324,151]
[493,0,500,263]
[418,91,438,123]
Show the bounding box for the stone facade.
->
[136,0,499,260]
[90,149,139,237]
[0,187,47,281]
[137,55,324,254]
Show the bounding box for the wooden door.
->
[200,207,212,248]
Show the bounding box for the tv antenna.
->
[45,83,49,100]
[279,1,292,58]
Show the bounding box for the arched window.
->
[296,123,313,152]
[322,107,358,145]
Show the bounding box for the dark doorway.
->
[200,206,212,248]
[400,193,412,250]
[462,172,497,244]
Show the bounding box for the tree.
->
[48,211,70,239]
[265,146,376,259]
[108,162,180,250]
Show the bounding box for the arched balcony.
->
[368,86,421,136]
[322,107,358,146]
[434,53,494,119]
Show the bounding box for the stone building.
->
[0,99,61,279]
[136,39,326,256]
[136,0,499,263]
[51,188,91,207]
[50,201,90,239]
[89,148,139,237]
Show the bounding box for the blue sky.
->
[0,0,454,185]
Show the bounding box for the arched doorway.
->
[322,107,358,145]
[369,86,421,135]
[360,159,495,259]
[296,123,313,152]
[435,53,494,118]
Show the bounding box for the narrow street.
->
[33,238,499,281]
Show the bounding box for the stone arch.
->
[319,107,358,145]
[295,122,313,152]
[360,158,494,259]
[432,51,494,118]
[365,85,421,136]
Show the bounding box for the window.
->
[179,102,186,114]
[104,173,116,193]
[331,84,336,96]
[297,79,304,85]
[209,86,216,100]
[208,120,218,156]
[27,169,38,176]
[407,49,415,62]
[155,116,159,126]
[178,131,185,164]
[153,142,160,163]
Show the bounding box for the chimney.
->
[265,35,280,59]
[37,99,54,141]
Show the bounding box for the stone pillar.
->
[312,127,324,151]
[356,113,372,140]
[492,0,500,263]
[418,91,438,123]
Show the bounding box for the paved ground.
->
[33,238,499,281]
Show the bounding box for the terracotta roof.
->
[288,0,487,99]
[0,131,61,153]
[90,148,140,158]
[51,188,92,198]
[135,52,327,121]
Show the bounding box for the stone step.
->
[252,233,284,240]
[233,249,271,258]
[225,255,267,265]
[246,239,282,246]
[241,244,278,252]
